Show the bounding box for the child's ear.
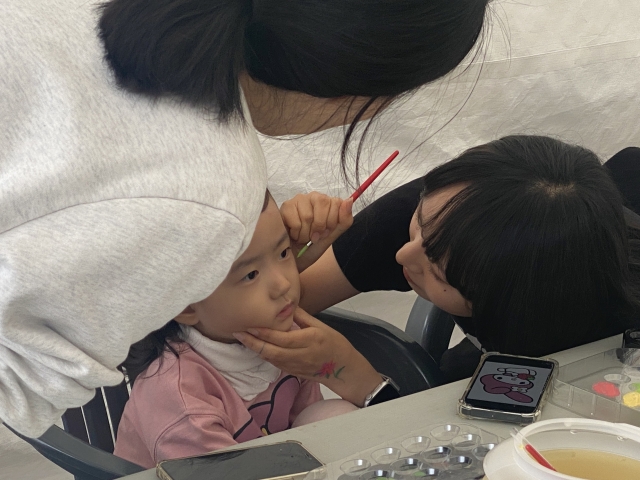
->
[174,305,198,326]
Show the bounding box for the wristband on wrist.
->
[363,374,400,407]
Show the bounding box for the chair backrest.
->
[5,423,145,480]
[4,380,145,480]
[61,381,130,454]
[316,306,444,394]
[405,297,456,365]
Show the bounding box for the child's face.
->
[181,197,300,343]
[395,185,472,317]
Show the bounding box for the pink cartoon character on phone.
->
[480,367,537,403]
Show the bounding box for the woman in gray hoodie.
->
[0,0,490,436]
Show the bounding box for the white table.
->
[121,335,622,479]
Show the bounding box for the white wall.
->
[263,0,640,208]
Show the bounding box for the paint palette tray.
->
[325,422,501,479]
[551,348,640,426]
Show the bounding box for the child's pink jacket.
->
[113,346,321,468]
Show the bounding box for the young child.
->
[113,192,384,468]
[237,136,640,381]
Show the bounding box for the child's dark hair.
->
[97,0,490,175]
[419,135,640,356]
[120,189,272,383]
[119,320,184,384]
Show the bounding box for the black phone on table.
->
[458,352,558,425]
[156,440,324,480]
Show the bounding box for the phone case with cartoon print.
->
[458,352,558,425]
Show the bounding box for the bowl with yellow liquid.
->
[482,418,640,480]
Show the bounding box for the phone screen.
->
[157,441,323,480]
[464,355,555,414]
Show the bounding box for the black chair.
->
[316,307,444,395]
[5,382,145,480]
[404,298,456,367]
[405,298,485,383]
[7,307,443,480]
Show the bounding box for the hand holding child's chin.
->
[233,308,347,378]
[233,308,382,407]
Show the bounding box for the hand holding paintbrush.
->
[280,151,399,272]
[280,192,354,273]
[294,150,399,258]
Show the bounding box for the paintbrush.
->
[511,428,557,472]
[297,150,400,258]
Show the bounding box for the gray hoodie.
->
[0,0,266,437]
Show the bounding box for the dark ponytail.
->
[98,0,491,171]
[119,320,185,385]
[98,0,252,121]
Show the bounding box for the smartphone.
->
[156,441,324,480]
[458,352,558,425]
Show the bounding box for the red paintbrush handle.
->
[524,444,557,471]
[349,150,400,201]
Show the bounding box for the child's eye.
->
[242,270,258,282]
[280,247,291,259]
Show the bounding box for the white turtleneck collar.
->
[181,325,281,401]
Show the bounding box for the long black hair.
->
[97,0,491,171]
[419,136,640,356]
[119,320,184,384]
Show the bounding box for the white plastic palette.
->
[552,348,640,426]
[323,422,502,479]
